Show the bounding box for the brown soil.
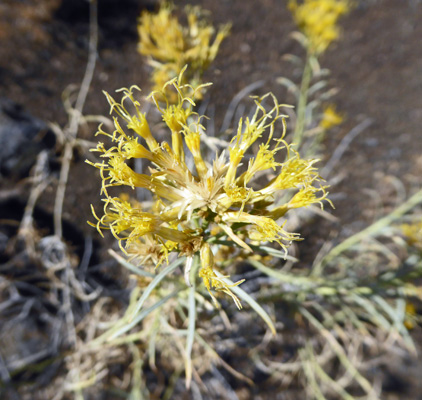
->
[1,0,421,398]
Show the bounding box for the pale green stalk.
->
[215,271,276,335]
[185,257,198,388]
[292,51,312,149]
[314,188,422,275]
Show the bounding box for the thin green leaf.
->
[290,31,309,48]
[308,80,328,97]
[214,271,276,335]
[309,346,355,400]
[259,246,298,262]
[147,313,160,371]
[185,285,196,388]
[315,188,422,273]
[129,343,145,400]
[281,53,304,67]
[110,291,180,340]
[309,55,321,75]
[91,290,180,347]
[276,77,300,97]
[348,293,391,331]
[109,249,154,278]
[249,259,314,288]
[130,257,185,319]
[299,346,327,400]
[372,295,415,351]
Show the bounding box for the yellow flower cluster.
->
[319,104,344,130]
[88,69,330,308]
[138,3,230,102]
[288,0,351,54]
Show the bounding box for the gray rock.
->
[0,98,55,177]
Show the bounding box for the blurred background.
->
[0,0,421,399]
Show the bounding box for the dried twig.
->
[54,0,98,238]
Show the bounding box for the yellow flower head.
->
[401,220,422,251]
[289,0,351,54]
[319,104,344,130]
[88,69,330,308]
[138,2,231,102]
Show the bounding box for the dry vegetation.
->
[0,1,421,399]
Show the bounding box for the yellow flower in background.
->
[88,68,330,308]
[288,0,351,54]
[319,104,344,130]
[404,302,418,330]
[138,3,230,102]
[401,220,422,251]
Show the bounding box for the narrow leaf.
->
[130,257,185,319]
[214,271,276,335]
[109,249,154,278]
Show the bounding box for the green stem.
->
[292,51,312,149]
[314,188,422,274]
[185,256,199,388]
